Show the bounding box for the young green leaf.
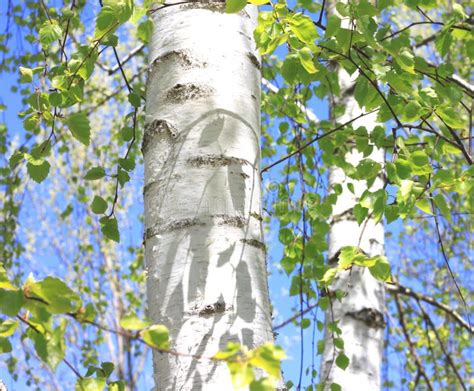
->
[335,352,349,370]
[100,216,120,242]
[39,20,62,48]
[84,167,106,180]
[226,0,246,13]
[67,112,91,146]
[140,324,169,349]
[0,337,12,354]
[91,196,108,215]
[120,314,151,330]
[25,277,81,314]
[19,67,33,83]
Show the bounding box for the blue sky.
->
[1,1,471,390]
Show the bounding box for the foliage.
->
[0,0,472,390]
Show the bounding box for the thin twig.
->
[386,283,472,334]
[261,109,378,174]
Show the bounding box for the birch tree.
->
[143,2,275,389]
[318,2,386,389]
[0,0,472,390]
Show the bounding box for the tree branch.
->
[386,283,473,334]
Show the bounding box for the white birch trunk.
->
[320,3,386,389]
[143,2,274,390]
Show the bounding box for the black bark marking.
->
[247,52,261,70]
[142,119,178,153]
[187,154,251,168]
[250,212,263,222]
[331,209,358,224]
[166,83,214,103]
[145,218,205,238]
[152,49,206,69]
[215,214,246,228]
[198,300,227,316]
[240,238,266,251]
[346,308,386,329]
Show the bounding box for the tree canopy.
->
[0,0,472,390]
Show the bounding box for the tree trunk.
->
[320,3,386,389]
[143,2,274,389]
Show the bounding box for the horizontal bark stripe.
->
[145,214,263,238]
[187,154,253,168]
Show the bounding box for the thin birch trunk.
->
[143,2,274,389]
[320,2,386,389]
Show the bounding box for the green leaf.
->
[140,324,169,349]
[27,325,66,370]
[137,19,153,44]
[288,13,318,45]
[119,314,151,330]
[39,20,62,48]
[108,381,125,391]
[67,112,91,146]
[120,127,134,142]
[369,256,391,282]
[117,168,130,187]
[353,204,368,225]
[0,337,12,354]
[228,360,254,389]
[101,362,114,378]
[76,377,107,391]
[0,289,24,316]
[395,159,411,179]
[396,50,415,74]
[84,167,106,180]
[27,158,50,183]
[354,77,368,109]
[335,352,349,370]
[411,151,429,167]
[0,320,19,337]
[19,66,33,83]
[91,196,108,215]
[100,216,120,242]
[249,378,275,391]
[128,93,141,108]
[249,343,285,379]
[298,47,317,74]
[118,157,135,171]
[403,101,421,122]
[433,194,450,221]
[26,277,81,314]
[226,0,246,13]
[95,0,133,39]
[415,198,433,215]
[325,15,341,37]
[437,106,465,129]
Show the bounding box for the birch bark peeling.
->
[144,3,274,390]
[320,2,386,389]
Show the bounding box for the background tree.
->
[0,0,472,390]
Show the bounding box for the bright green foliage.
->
[91,196,108,214]
[140,325,169,350]
[67,112,91,146]
[214,342,285,389]
[0,0,472,389]
[39,20,63,48]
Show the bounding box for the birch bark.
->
[320,3,386,389]
[143,2,274,389]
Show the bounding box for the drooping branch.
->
[393,295,434,390]
[261,109,378,174]
[386,283,473,334]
